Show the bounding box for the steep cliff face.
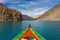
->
[0,3,7,21]
[7,9,22,21]
[38,3,60,20]
[0,3,22,21]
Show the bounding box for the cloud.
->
[0,0,5,3]
[0,0,59,17]
[0,0,10,3]
[40,0,52,3]
[20,7,48,18]
[6,1,39,10]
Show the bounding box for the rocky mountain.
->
[0,3,35,21]
[0,3,22,21]
[38,3,60,20]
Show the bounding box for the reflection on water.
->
[0,21,60,40]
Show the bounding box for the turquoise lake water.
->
[0,20,60,40]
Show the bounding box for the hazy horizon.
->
[0,0,60,18]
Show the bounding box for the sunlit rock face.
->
[7,9,22,21]
[0,3,22,21]
[38,3,60,20]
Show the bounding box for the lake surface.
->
[0,20,60,40]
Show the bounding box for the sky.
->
[0,0,60,18]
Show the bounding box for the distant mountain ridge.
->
[22,15,34,20]
[38,3,60,20]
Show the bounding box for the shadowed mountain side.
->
[37,3,60,20]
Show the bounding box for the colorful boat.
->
[13,24,45,40]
